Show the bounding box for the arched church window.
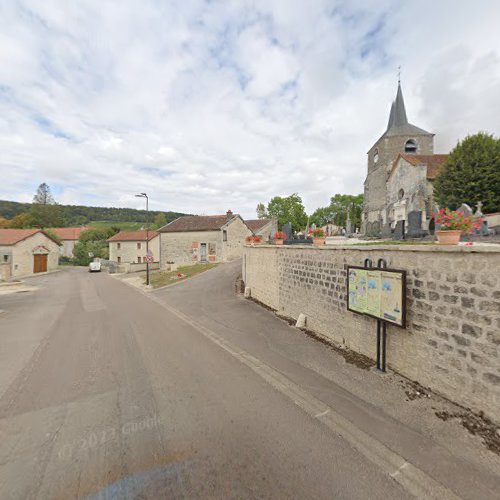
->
[398,188,405,200]
[373,149,379,163]
[405,139,417,153]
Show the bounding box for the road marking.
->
[141,291,462,500]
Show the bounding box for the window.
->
[223,230,227,242]
[117,256,121,263]
[3,255,8,262]
[137,242,141,249]
[405,139,417,153]
[138,256,142,263]
[117,243,121,249]
[373,148,379,163]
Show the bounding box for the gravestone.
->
[283,222,292,240]
[480,220,490,236]
[346,213,352,236]
[393,220,405,240]
[380,224,392,239]
[475,201,483,217]
[407,211,427,238]
[459,203,473,217]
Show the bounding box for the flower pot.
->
[275,239,284,246]
[313,237,326,247]
[436,230,461,245]
[253,240,262,246]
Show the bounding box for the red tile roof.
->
[245,219,272,232]
[0,229,61,246]
[390,154,448,180]
[107,230,159,242]
[400,154,448,179]
[159,214,240,232]
[49,227,87,240]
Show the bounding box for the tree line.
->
[0,184,186,229]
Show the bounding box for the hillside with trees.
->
[0,184,187,229]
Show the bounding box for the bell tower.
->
[362,82,434,234]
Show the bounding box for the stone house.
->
[49,227,87,258]
[0,229,61,280]
[386,154,448,230]
[244,218,278,242]
[159,210,252,267]
[107,230,160,265]
[362,82,447,236]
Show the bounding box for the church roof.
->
[382,83,432,139]
[389,154,448,180]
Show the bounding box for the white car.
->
[88,261,102,272]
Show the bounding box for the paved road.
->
[0,265,498,499]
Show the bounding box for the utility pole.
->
[135,192,150,286]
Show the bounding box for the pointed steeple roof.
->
[383,83,431,137]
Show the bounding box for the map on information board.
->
[347,268,367,313]
[347,266,406,328]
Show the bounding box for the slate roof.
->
[49,227,87,240]
[107,230,159,242]
[159,214,239,233]
[245,219,272,232]
[390,154,449,180]
[0,229,61,246]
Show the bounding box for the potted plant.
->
[310,228,326,246]
[245,235,254,246]
[433,208,481,245]
[253,235,263,245]
[274,231,287,246]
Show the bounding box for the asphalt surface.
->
[0,264,498,499]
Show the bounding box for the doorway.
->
[200,243,207,262]
[34,254,48,273]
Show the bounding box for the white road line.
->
[141,290,462,500]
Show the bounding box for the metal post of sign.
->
[377,258,388,372]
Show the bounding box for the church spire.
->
[387,82,408,131]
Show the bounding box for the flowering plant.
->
[310,228,325,237]
[274,231,287,240]
[245,235,263,243]
[433,208,481,234]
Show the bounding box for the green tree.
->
[434,132,500,213]
[153,212,167,229]
[33,183,55,204]
[28,203,63,228]
[256,203,268,219]
[8,213,31,228]
[310,194,363,230]
[267,193,307,232]
[72,227,117,265]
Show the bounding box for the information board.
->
[347,266,406,328]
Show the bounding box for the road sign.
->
[145,252,154,263]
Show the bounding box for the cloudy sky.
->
[1,0,499,218]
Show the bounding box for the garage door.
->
[33,254,48,273]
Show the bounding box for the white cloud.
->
[0,0,499,218]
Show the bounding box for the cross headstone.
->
[475,201,483,217]
[393,220,405,240]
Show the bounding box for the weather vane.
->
[398,65,401,84]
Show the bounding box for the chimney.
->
[226,209,233,218]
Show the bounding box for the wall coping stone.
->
[245,244,500,254]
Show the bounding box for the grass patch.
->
[88,221,147,231]
[148,263,218,288]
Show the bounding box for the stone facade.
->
[243,245,500,420]
[109,236,160,264]
[0,231,60,279]
[160,217,252,268]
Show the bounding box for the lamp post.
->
[135,192,150,286]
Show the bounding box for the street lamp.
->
[135,192,150,286]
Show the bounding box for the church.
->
[362,82,448,237]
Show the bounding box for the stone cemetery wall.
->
[243,244,500,419]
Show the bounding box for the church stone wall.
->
[244,244,500,421]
